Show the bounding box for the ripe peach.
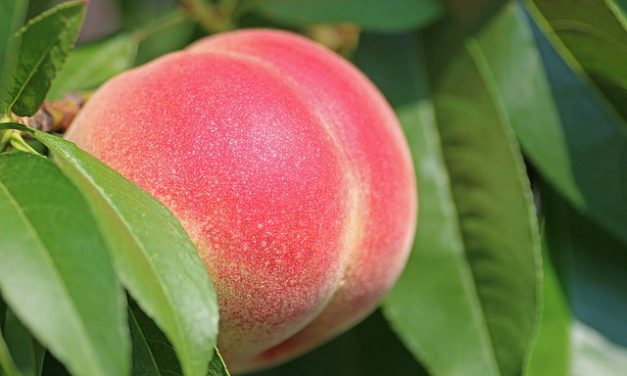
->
[65,29,417,372]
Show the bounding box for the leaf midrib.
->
[423,27,540,375]
[525,0,627,135]
[8,41,54,112]
[428,86,502,376]
[465,29,542,373]
[50,144,199,376]
[7,12,75,113]
[0,176,107,376]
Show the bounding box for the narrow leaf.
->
[129,302,229,376]
[25,0,54,19]
[253,0,444,32]
[355,30,541,376]
[30,130,218,376]
[0,0,27,112]
[3,310,44,376]
[0,332,21,376]
[47,33,138,99]
[527,0,627,120]
[0,152,129,376]
[444,0,627,243]
[503,5,627,246]
[5,1,85,116]
[527,185,627,374]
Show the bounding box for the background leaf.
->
[353,25,541,376]
[0,333,21,376]
[252,0,444,32]
[251,310,427,376]
[571,323,627,375]
[526,237,571,376]
[527,0,627,120]
[129,302,183,376]
[441,0,627,247]
[207,349,229,376]
[31,131,219,376]
[40,353,71,376]
[47,33,138,99]
[4,1,85,116]
[528,185,627,375]
[129,302,229,376]
[503,5,627,246]
[131,10,195,66]
[0,152,129,376]
[3,310,44,376]
[0,298,5,329]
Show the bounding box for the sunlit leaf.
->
[0,152,129,376]
[25,128,218,376]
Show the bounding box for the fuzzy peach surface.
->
[65,29,417,373]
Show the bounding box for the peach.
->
[65,29,417,372]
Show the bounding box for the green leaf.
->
[527,185,627,375]
[253,0,444,32]
[544,190,627,348]
[27,130,218,376]
[526,0,627,120]
[441,0,627,244]
[207,349,229,376]
[129,302,229,376]
[504,6,627,246]
[0,0,27,113]
[47,33,139,99]
[4,1,85,116]
[250,310,426,376]
[0,332,21,376]
[130,302,186,376]
[354,25,541,376]
[40,352,71,376]
[26,0,54,19]
[131,10,195,66]
[0,297,5,330]
[3,310,44,376]
[0,152,129,376]
[129,303,183,376]
[526,236,571,376]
